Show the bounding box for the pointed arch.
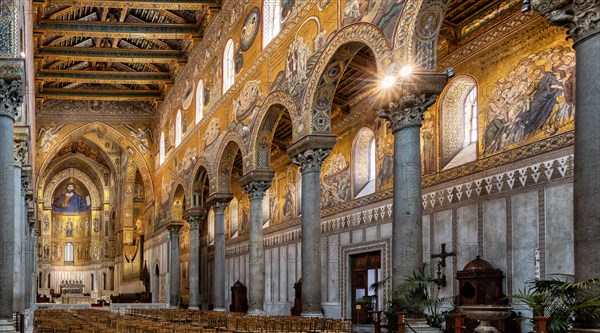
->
[214,131,247,194]
[300,23,391,137]
[189,155,214,207]
[393,0,447,70]
[250,90,300,170]
[172,183,187,221]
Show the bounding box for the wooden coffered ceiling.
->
[33,0,221,107]
[440,0,520,48]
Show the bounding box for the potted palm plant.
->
[367,264,451,333]
[508,276,600,333]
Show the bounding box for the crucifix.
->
[431,243,456,267]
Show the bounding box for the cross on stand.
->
[431,243,456,267]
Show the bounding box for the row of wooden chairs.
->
[35,309,352,333]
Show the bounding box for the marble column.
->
[377,76,446,290]
[14,173,26,312]
[288,135,336,317]
[211,199,230,312]
[240,172,273,315]
[185,208,205,310]
[30,224,37,309]
[545,0,600,283]
[168,222,183,307]
[0,79,23,331]
[543,2,600,330]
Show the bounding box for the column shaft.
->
[188,217,200,309]
[168,224,182,307]
[241,179,271,316]
[0,112,15,321]
[291,148,331,317]
[213,203,227,311]
[301,168,322,316]
[573,32,600,281]
[392,126,423,289]
[377,91,443,291]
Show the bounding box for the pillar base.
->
[247,309,265,316]
[301,311,324,318]
[0,320,15,333]
[213,307,226,312]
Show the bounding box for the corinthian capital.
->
[377,94,439,133]
[244,181,271,200]
[546,0,600,44]
[187,215,201,229]
[0,79,24,119]
[292,148,331,174]
[213,202,229,214]
[167,223,183,236]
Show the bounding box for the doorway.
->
[350,250,381,325]
[153,264,159,303]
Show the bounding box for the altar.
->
[59,280,89,304]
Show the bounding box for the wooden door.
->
[350,251,381,325]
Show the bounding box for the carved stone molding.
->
[546,0,600,44]
[377,93,439,132]
[0,79,23,119]
[14,140,28,167]
[20,175,30,194]
[292,148,331,174]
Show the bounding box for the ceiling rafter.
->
[34,0,220,105]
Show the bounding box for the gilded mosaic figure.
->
[52,183,89,213]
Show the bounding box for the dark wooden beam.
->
[36,47,186,63]
[35,20,201,39]
[38,88,163,101]
[37,70,173,84]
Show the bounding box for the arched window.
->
[175,110,182,147]
[223,39,235,92]
[464,86,478,146]
[159,131,166,165]
[208,208,215,244]
[441,76,478,170]
[64,243,74,264]
[263,0,281,48]
[229,197,239,238]
[196,79,204,125]
[353,127,376,198]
